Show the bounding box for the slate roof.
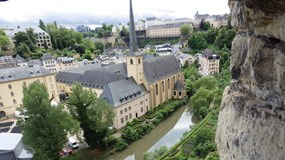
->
[174,80,185,91]
[202,49,220,59]
[0,65,52,83]
[15,55,27,63]
[0,150,16,160]
[56,63,127,89]
[27,59,43,66]
[143,55,181,84]
[100,77,148,107]
[41,53,54,61]
[63,63,102,74]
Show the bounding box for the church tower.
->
[126,0,144,84]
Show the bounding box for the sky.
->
[0,0,229,26]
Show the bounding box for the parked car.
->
[68,137,79,149]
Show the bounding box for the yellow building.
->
[0,65,58,119]
[146,23,191,38]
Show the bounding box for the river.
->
[107,105,198,160]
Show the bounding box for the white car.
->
[68,137,79,149]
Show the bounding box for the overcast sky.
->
[0,0,229,25]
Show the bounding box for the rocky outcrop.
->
[215,0,285,159]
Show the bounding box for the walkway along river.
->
[107,105,198,160]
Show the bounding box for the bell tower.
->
[126,0,143,84]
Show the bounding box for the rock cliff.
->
[215,0,285,159]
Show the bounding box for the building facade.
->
[146,23,190,38]
[0,65,58,119]
[199,49,220,75]
[41,53,57,73]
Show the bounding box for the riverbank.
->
[62,99,189,160]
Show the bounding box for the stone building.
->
[0,65,58,119]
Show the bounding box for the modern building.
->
[41,53,57,73]
[199,49,220,75]
[5,26,52,49]
[55,0,186,129]
[0,133,33,160]
[0,65,58,119]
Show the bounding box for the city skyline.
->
[0,0,229,25]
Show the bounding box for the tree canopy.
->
[66,83,115,149]
[19,82,79,160]
[14,28,38,56]
[0,29,11,51]
[180,24,193,37]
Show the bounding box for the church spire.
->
[129,0,138,55]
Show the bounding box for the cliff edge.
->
[215,0,285,159]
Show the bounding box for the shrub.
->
[116,139,128,151]
[199,106,208,119]
[121,126,139,144]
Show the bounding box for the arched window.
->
[0,111,6,118]
[168,79,170,89]
[155,84,158,95]
[130,59,133,64]
[138,58,141,64]
[162,81,164,92]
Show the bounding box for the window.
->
[140,101,143,105]
[155,84,158,95]
[130,59,133,64]
[120,110,123,114]
[141,107,143,113]
[129,113,132,119]
[121,118,124,124]
[11,92,14,96]
[174,91,176,96]
[13,99,17,104]
[128,106,131,111]
[124,108,128,113]
[0,102,3,107]
[138,58,141,64]
[125,115,128,121]
[162,81,164,92]
[179,91,182,96]
[168,79,170,89]
[0,95,1,100]
[8,84,12,89]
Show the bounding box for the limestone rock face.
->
[215,0,285,159]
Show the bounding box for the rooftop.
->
[0,133,22,150]
[0,65,52,83]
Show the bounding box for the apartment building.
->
[0,65,58,119]
[199,49,220,75]
[56,57,80,72]
[146,23,190,38]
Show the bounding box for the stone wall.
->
[215,0,285,159]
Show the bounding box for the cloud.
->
[0,0,229,25]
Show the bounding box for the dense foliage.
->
[0,29,11,51]
[19,82,78,160]
[66,84,115,149]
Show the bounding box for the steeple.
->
[129,0,138,55]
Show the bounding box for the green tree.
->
[188,32,207,50]
[14,28,37,53]
[39,19,47,31]
[19,82,78,160]
[94,41,104,54]
[0,29,10,51]
[73,43,86,54]
[192,77,218,92]
[191,88,215,114]
[16,43,31,59]
[180,24,192,37]
[120,25,129,37]
[198,106,208,119]
[214,27,235,49]
[84,38,95,52]
[121,126,139,144]
[66,84,114,149]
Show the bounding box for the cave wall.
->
[215,0,285,159]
